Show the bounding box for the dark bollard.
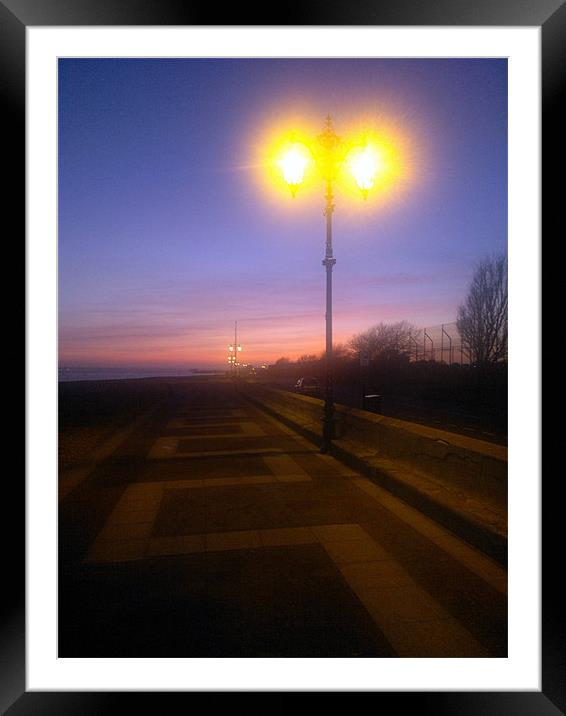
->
[363,394,382,413]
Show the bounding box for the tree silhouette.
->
[349,321,418,363]
[457,255,508,365]
[297,354,318,366]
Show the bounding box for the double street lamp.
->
[228,320,242,377]
[275,116,385,453]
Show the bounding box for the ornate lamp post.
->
[228,320,242,377]
[319,118,339,453]
[277,116,381,453]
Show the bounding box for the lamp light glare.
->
[348,144,381,194]
[277,143,310,195]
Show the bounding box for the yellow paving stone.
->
[206,530,261,552]
[162,475,278,488]
[85,538,146,563]
[59,406,159,501]
[175,431,245,440]
[275,473,310,483]
[106,507,160,525]
[237,474,277,485]
[127,482,163,494]
[128,492,163,502]
[260,411,311,443]
[146,534,206,557]
[338,560,416,590]
[166,418,188,429]
[97,521,153,541]
[262,454,309,478]
[322,538,390,565]
[110,492,162,511]
[173,447,284,458]
[426,536,508,583]
[181,409,247,418]
[148,437,179,459]
[490,577,508,595]
[202,476,244,487]
[259,527,319,547]
[114,495,161,510]
[59,465,92,502]
[157,479,202,490]
[123,485,162,496]
[383,618,489,658]
[351,476,507,589]
[358,584,449,625]
[167,479,204,489]
[240,422,266,436]
[311,523,368,543]
[167,418,246,429]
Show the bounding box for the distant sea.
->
[58,367,223,382]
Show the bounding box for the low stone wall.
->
[245,383,507,508]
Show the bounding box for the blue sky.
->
[58,58,507,368]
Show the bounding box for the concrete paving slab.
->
[147,534,207,557]
[259,527,319,547]
[322,538,391,565]
[383,618,489,658]
[59,379,507,658]
[311,523,368,543]
[85,538,147,563]
[338,560,417,590]
[206,530,262,552]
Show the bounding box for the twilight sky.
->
[58,58,507,369]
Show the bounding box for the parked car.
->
[294,377,320,395]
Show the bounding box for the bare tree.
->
[332,342,351,361]
[270,357,293,373]
[349,321,418,362]
[457,255,508,365]
[297,354,318,366]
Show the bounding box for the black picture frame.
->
[11,0,554,710]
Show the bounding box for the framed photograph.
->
[12,0,554,709]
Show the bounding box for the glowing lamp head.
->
[348,144,382,198]
[277,143,310,197]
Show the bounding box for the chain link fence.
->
[410,322,470,364]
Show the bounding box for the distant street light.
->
[273,116,390,452]
[228,321,242,378]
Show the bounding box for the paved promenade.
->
[59,380,507,657]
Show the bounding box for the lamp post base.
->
[321,403,335,454]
